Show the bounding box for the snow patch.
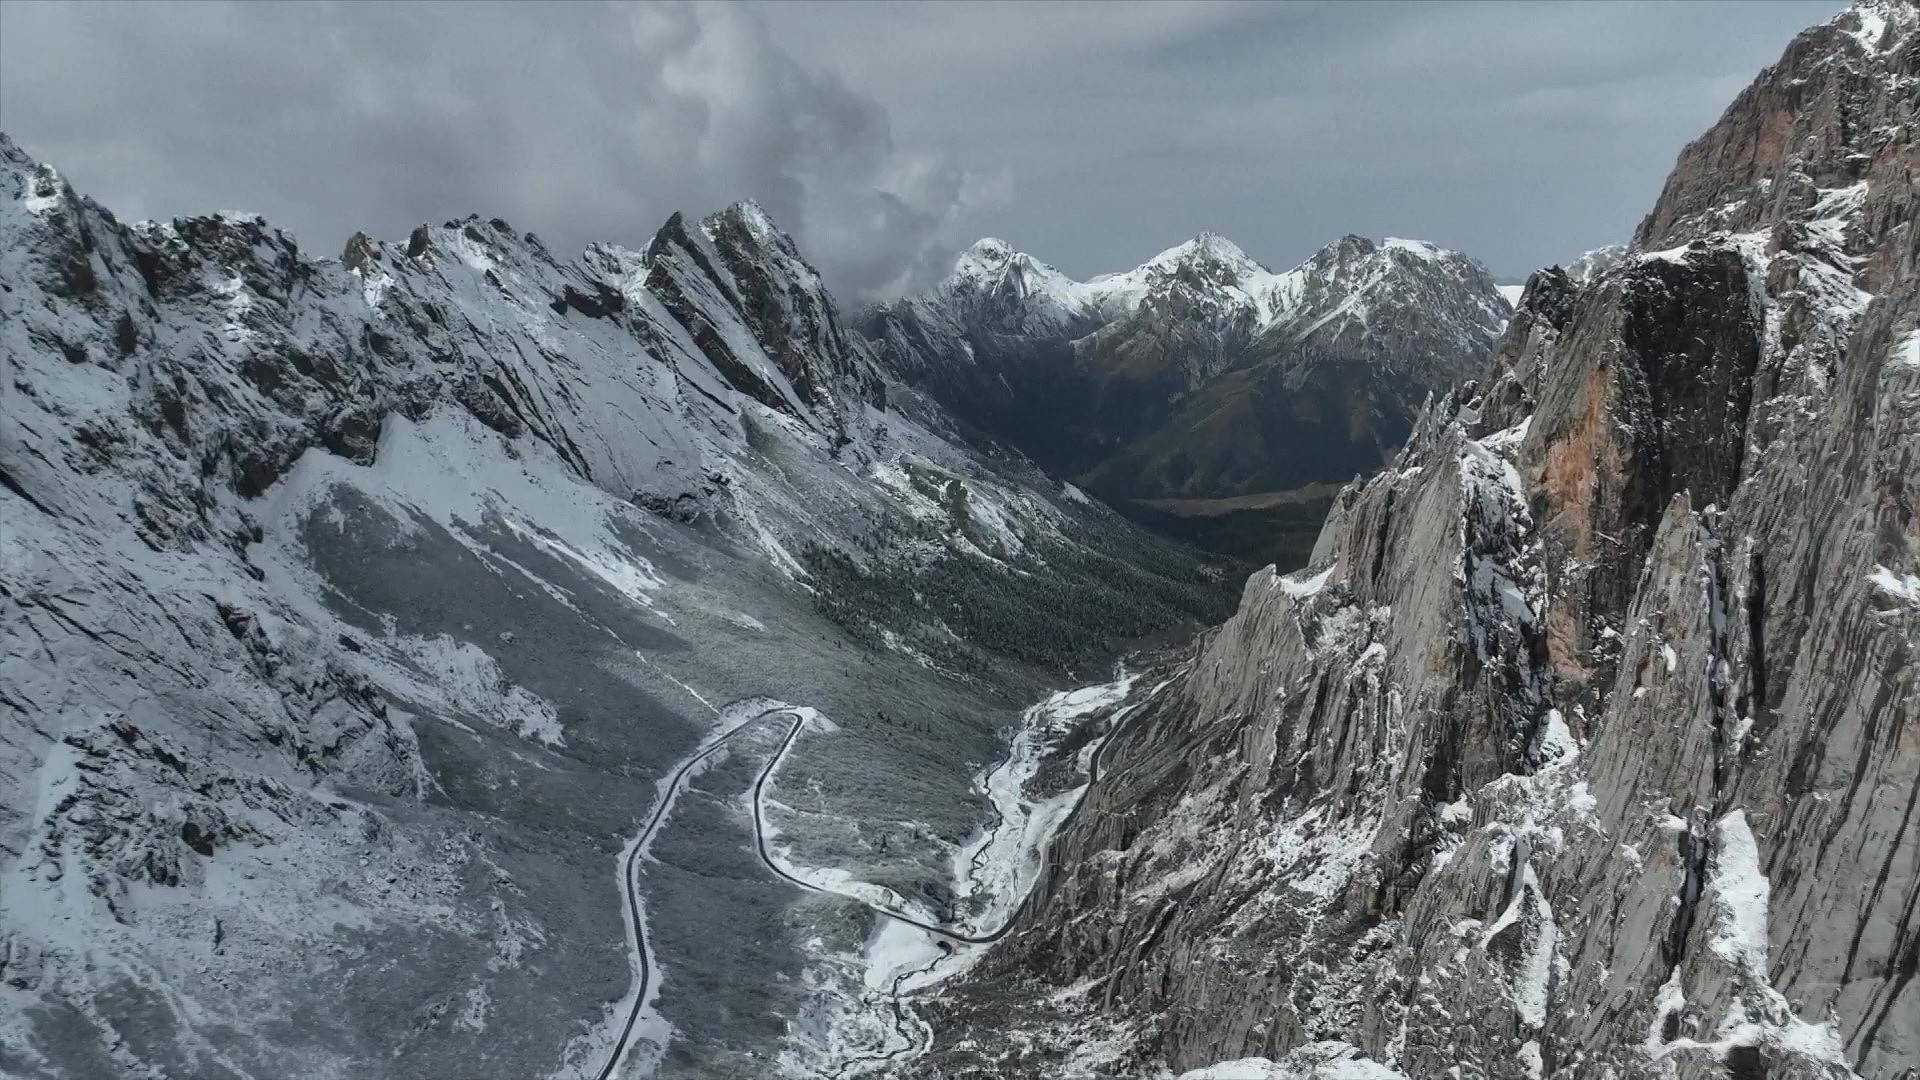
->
[1648,810,1858,1070]
[1894,329,1920,369]
[1177,1041,1411,1080]
[1277,564,1337,599]
[20,166,62,215]
[387,634,565,747]
[784,671,1152,1076]
[1868,564,1920,604]
[1264,805,1376,902]
[1384,236,1444,260]
[1705,810,1769,976]
[1844,5,1889,50]
[948,672,1139,931]
[357,267,397,311]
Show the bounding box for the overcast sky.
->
[1,1,1836,300]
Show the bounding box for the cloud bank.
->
[0,1,1000,300]
[2,0,1834,296]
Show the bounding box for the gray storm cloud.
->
[0,0,998,301]
[0,0,1836,297]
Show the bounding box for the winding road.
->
[593,688,1150,1080]
[592,706,792,1080]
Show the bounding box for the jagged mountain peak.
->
[1839,0,1919,52]
[945,235,1079,295]
[1134,231,1269,276]
[1300,232,1483,280]
[924,227,1500,340]
[1634,0,1917,256]
[698,198,828,288]
[917,4,1920,1074]
[711,196,781,240]
[1380,235,1438,257]
[925,236,1105,340]
[1562,242,1625,282]
[860,222,1509,550]
[953,234,1017,270]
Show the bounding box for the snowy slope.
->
[0,132,1233,1078]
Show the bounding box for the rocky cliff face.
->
[908,5,1920,1078]
[861,230,1510,564]
[0,131,1232,1077]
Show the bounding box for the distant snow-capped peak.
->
[935,230,1501,340]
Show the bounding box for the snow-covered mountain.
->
[1501,244,1624,306]
[903,3,1920,1077]
[10,2,1916,1077]
[905,231,1506,379]
[0,133,1234,1077]
[1562,242,1627,283]
[862,229,1510,564]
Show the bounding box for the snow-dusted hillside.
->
[0,133,1232,1077]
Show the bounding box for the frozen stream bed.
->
[755,670,1168,1078]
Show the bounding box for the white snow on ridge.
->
[1894,329,1920,369]
[1867,564,1920,605]
[1383,236,1444,260]
[941,229,1485,339]
[356,266,397,311]
[1642,240,1699,265]
[1276,564,1337,599]
[20,166,62,215]
[1844,4,1889,50]
[1176,1041,1411,1080]
[263,411,675,617]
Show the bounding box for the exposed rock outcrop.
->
[910,5,1920,1078]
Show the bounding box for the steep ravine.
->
[902,5,1919,1079]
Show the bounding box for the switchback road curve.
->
[594,687,1154,1079]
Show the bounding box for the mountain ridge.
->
[0,128,1237,1078]
[862,227,1511,565]
[901,3,1920,1076]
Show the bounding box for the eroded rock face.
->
[910,5,1920,1078]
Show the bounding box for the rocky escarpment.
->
[862,231,1511,565]
[908,5,1919,1079]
